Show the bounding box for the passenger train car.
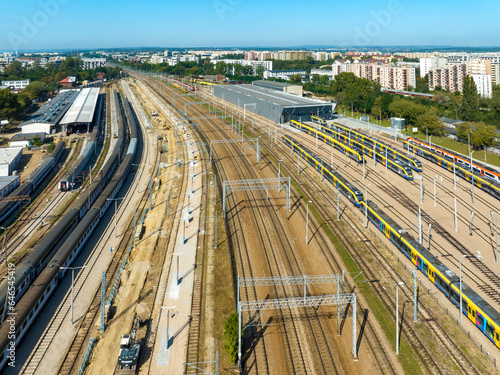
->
[0,91,139,371]
[320,123,414,180]
[282,134,500,350]
[283,135,364,206]
[173,79,195,92]
[58,93,105,191]
[322,121,423,172]
[0,141,65,225]
[289,120,364,164]
[404,139,500,201]
[405,136,500,183]
[0,90,125,323]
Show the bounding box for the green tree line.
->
[0,57,121,121]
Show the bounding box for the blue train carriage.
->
[290,120,364,164]
[311,115,327,126]
[405,140,500,200]
[450,281,500,348]
[282,135,364,207]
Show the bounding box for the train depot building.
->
[59,88,100,134]
[19,90,79,135]
[213,84,335,124]
[0,147,22,176]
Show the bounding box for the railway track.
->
[196,89,481,373]
[0,94,108,278]
[275,128,482,373]
[14,87,133,374]
[292,130,500,311]
[151,79,350,374]
[133,78,210,374]
[55,93,157,375]
[185,85,401,374]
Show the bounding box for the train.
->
[58,93,106,191]
[320,123,414,180]
[0,90,127,327]
[283,134,500,350]
[0,141,65,225]
[404,139,500,201]
[172,79,195,93]
[0,91,139,371]
[317,118,423,172]
[405,136,500,184]
[289,120,364,164]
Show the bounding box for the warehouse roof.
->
[10,133,45,142]
[59,88,100,125]
[253,80,301,89]
[0,176,20,189]
[220,84,328,107]
[0,147,22,165]
[19,90,79,127]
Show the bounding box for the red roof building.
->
[60,76,77,88]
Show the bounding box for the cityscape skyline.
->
[1,0,500,51]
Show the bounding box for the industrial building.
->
[263,69,307,81]
[19,90,79,135]
[0,147,22,176]
[59,88,100,133]
[0,176,20,197]
[0,79,30,90]
[214,84,335,124]
[252,80,303,96]
[9,133,46,148]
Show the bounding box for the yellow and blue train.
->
[283,134,500,350]
[290,120,413,180]
[289,120,364,164]
[315,119,423,172]
[404,139,500,201]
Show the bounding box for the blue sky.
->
[0,0,499,51]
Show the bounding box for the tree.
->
[388,98,426,125]
[473,122,498,147]
[461,76,479,121]
[255,65,265,78]
[289,74,302,84]
[22,81,49,101]
[456,122,474,145]
[0,89,21,120]
[416,112,446,136]
[223,312,245,364]
[4,61,23,79]
[319,75,330,85]
[31,135,43,147]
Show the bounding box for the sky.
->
[0,0,499,51]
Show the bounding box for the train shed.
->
[213,84,335,124]
[19,90,79,135]
[59,88,100,134]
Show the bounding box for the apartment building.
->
[420,57,447,78]
[428,64,467,92]
[331,62,416,90]
[471,74,492,97]
[428,59,493,96]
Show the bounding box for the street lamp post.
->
[306,200,312,245]
[60,266,87,324]
[492,211,499,263]
[470,151,474,203]
[107,197,125,238]
[396,281,404,355]
[467,131,470,156]
[459,254,466,323]
[0,227,6,263]
[161,306,176,349]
